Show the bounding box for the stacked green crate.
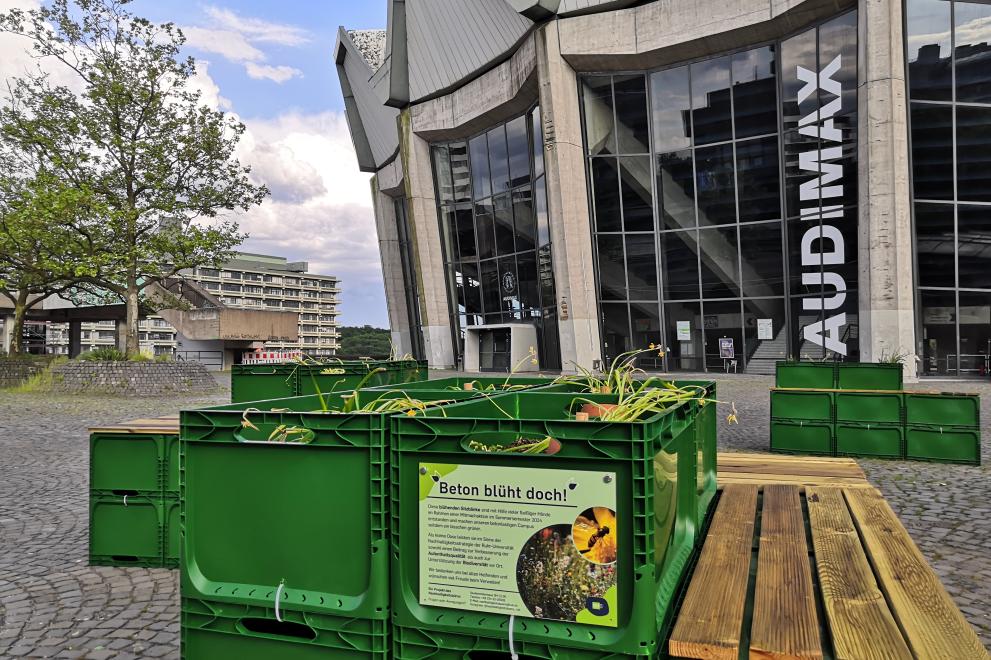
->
[834,391,904,458]
[230,364,299,403]
[89,427,178,567]
[179,389,472,659]
[769,389,834,455]
[390,391,699,657]
[836,362,903,390]
[231,359,431,404]
[905,393,981,465]
[775,362,836,389]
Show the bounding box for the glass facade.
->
[580,11,859,372]
[907,0,991,377]
[431,107,561,370]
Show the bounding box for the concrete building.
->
[19,253,341,363]
[336,0,991,379]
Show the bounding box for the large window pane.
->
[661,230,700,299]
[512,186,536,253]
[591,157,621,231]
[535,175,550,246]
[538,245,555,304]
[619,156,654,231]
[657,150,695,230]
[920,289,957,375]
[583,76,615,156]
[780,27,817,131]
[455,205,477,259]
[480,259,500,315]
[597,234,626,300]
[736,136,781,222]
[449,142,472,203]
[819,11,858,119]
[915,203,955,288]
[499,256,519,314]
[955,0,991,103]
[664,301,703,371]
[531,108,545,178]
[614,74,650,154]
[957,106,991,202]
[461,261,482,314]
[732,46,777,138]
[701,300,744,371]
[475,199,495,260]
[626,234,659,300]
[695,143,736,226]
[630,302,662,367]
[906,0,952,101]
[517,253,540,312]
[911,103,954,201]
[957,291,991,374]
[958,204,991,289]
[791,294,824,360]
[506,116,530,188]
[433,145,453,203]
[699,226,740,298]
[650,66,692,153]
[691,56,732,145]
[469,134,491,200]
[488,126,510,195]
[493,193,515,255]
[742,298,787,372]
[601,302,630,363]
[440,206,458,263]
[739,221,785,297]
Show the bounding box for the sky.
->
[0,0,392,327]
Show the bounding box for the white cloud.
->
[188,61,233,111]
[0,0,84,92]
[180,6,307,84]
[245,62,303,84]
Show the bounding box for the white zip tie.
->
[274,580,285,622]
[508,614,519,660]
[123,495,128,507]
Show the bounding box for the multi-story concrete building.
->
[43,252,341,359]
[335,0,991,379]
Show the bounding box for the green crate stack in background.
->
[389,390,700,658]
[904,392,981,464]
[89,420,180,568]
[178,388,474,659]
[769,389,835,455]
[231,359,430,404]
[836,362,903,391]
[834,391,904,458]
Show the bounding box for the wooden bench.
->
[717,452,871,489]
[669,479,989,659]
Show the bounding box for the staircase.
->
[745,328,787,375]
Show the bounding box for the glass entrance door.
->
[479,329,512,372]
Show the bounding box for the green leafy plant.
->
[9,356,68,392]
[878,348,909,365]
[78,347,125,362]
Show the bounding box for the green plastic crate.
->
[389,391,699,657]
[770,420,834,455]
[90,432,173,496]
[770,389,833,422]
[393,624,631,659]
[836,363,903,391]
[905,393,980,427]
[231,364,298,403]
[165,496,181,569]
[295,362,393,397]
[367,375,555,393]
[905,426,981,465]
[834,391,904,425]
[775,362,836,389]
[180,389,475,620]
[835,423,903,458]
[89,492,165,566]
[181,598,389,659]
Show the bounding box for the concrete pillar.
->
[0,314,13,354]
[534,23,603,372]
[371,178,416,358]
[857,0,918,380]
[68,320,82,358]
[400,111,456,368]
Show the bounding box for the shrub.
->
[10,357,69,393]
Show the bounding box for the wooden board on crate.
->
[717,451,870,488]
[88,415,180,435]
[668,483,989,660]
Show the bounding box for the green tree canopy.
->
[338,325,392,359]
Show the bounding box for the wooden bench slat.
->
[751,485,823,660]
[718,474,871,487]
[806,487,912,660]
[669,484,759,660]
[844,488,990,660]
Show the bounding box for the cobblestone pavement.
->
[0,371,989,657]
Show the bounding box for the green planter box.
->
[905,426,981,465]
[393,624,616,659]
[775,362,835,389]
[367,375,554,394]
[89,492,165,567]
[834,391,903,425]
[770,389,833,422]
[181,598,389,660]
[231,364,299,403]
[165,496,181,569]
[905,393,980,427]
[770,420,834,455]
[179,389,475,621]
[389,391,699,657]
[90,432,174,496]
[836,363,903,391]
[835,423,903,458]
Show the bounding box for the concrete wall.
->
[50,361,217,396]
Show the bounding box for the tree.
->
[0,0,268,356]
[338,325,392,358]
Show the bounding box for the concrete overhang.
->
[159,308,299,343]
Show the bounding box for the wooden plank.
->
[717,474,871,487]
[89,416,181,434]
[806,487,912,660]
[669,484,759,660]
[719,452,861,465]
[750,485,823,660]
[719,464,864,478]
[844,488,990,660]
